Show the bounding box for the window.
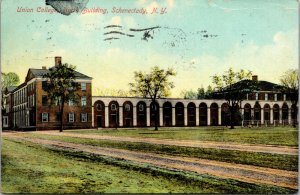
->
[81,96,87,106]
[3,116,8,127]
[56,112,61,121]
[283,94,286,101]
[125,104,131,111]
[139,104,144,111]
[255,93,258,100]
[111,103,117,111]
[55,97,61,106]
[42,113,49,122]
[81,113,88,122]
[274,94,278,101]
[69,99,75,106]
[42,81,48,91]
[81,83,86,91]
[96,104,102,111]
[68,112,75,122]
[32,95,35,106]
[42,96,48,106]
[265,93,268,101]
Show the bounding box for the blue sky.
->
[1,0,298,97]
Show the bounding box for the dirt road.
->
[4,134,298,189]
[35,131,298,155]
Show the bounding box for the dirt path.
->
[4,134,298,189]
[34,131,298,155]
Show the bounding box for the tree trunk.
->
[60,96,65,132]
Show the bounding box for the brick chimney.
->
[55,56,62,66]
[42,66,47,70]
[252,75,258,81]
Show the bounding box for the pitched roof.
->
[29,68,92,80]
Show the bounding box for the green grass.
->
[2,138,296,194]
[68,126,298,146]
[21,133,298,171]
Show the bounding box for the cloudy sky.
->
[1,0,298,97]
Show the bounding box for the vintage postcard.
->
[1,0,298,194]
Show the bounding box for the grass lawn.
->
[68,126,298,146]
[1,138,295,194]
[21,133,298,171]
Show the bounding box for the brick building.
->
[2,57,93,130]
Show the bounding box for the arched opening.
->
[210,103,218,126]
[137,101,147,127]
[244,104,251,124]
[123,101,133,127]
[199,103,207,126]
[282,103,288,124]
[109,101,119,128]
[175,102,184,126]
[94,100,105,128]
[163,102,172,127]
[254,103,261,124]
[273,104,279,125]
[264,104,270,124]
[221,103,230,126]
[150,101,159,127]
[187,102,196,126]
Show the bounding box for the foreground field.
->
[2,127,298,193]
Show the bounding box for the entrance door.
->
[97,116,102,127]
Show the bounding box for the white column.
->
[196,107,199,126]
[218,107,222,125]
[159,107,163,126]
[119,107,123,127]
[207,107,211,125]
[270,108,273,124]
[261,108,264,125]
[279,108,282,124]
[288,108,292,125]
[172,107,176,126]
[184,107,188,126]
[241,108,244,127]
[133,106,137,126]
[105,106,109,127]
[146,106,150,126]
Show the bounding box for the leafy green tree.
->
[181,89,197,99]
[197,87,205,99]
[212,68,255,129]
[1,72,20,109]
[205,85,214,99]
[43,63,80,132]
[280,69,299,127]
[129,66,176,130]
[1,72,20,89]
